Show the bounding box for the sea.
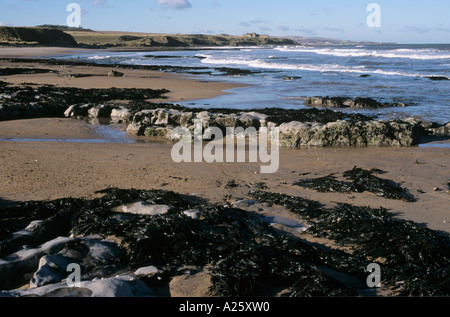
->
[61,43,450,124]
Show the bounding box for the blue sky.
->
[1,0,450,43]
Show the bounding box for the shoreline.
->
[1,46,449,297]
[0,46,249,103]
[0,46,448,233]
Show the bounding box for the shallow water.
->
[0,137,134,144]
[59,43,450,124]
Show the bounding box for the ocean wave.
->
[200,54,424,77]
[276,47,450,60]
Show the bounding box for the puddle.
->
[0,123,137,144]
[0,137,135,144]
[418,143,450,148]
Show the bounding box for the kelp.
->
[248,190,450,296]
[0,188,365,297]
[2,187,448,296]
[294,167,416,202]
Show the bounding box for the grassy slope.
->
[67,30,297,48]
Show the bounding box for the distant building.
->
[244,33,269,38]
[244,33,259,38]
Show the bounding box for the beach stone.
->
[120,201,172,216]
[64,104,90,118]
[134,266,159,277]
[196,111,211,128]
[240,111,268,127]
[0,236,71,290]
[214,114,238,129]
[30,255,72,288]
[183,209,202,220]
[126,123,145,135]
[110,107,132,123]
[88,105,112,118]
[263,215,308,232]
[144,126,167,137]
[56,237,124,281]
[2,275,156,297]
[231,199,258,208]
[108,70,124,77]
[179,112,193,127]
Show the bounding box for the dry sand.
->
[0,47,247,103]
[0,47,449,236]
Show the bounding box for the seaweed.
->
[294,175,358,193]
[248,190,450,296]
[343,167,416,202]
[0,188,367,297]
[294,167,416,202]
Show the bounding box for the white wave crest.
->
[276,47,450,60]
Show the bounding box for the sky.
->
[1,0,450,44]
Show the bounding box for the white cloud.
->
[157,0,192,10]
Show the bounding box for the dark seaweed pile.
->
[249,190,450,296]
[257,108,376,125]
[294,167,416,202]
[0,82,170,121]
[0,68,55,76]
[1,188,379,297]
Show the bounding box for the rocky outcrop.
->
[277,118,424,147]
[0,26,78,47]
[305,96,409,109]
[119,107,444,147]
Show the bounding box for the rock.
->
[108,70,124,77]
[240,111,268,128]
[63,104,91,118]
[426,76,449,81]
[88,105,112,118]
[305,96,408,109]
[231,200,258,208]
[183,209,202,220]
[263,215,308,232]
[179,112,193,127]
[144,126,167,137]
[0,237,71,290]
[110,107,132,123]
[196,111,211,128]
[154,109,170,126]
[134,266,159,277]
[278,119,423,147]
[2,275,155,297]
[119,201,172,216]
[126,123,145,135]
[30,255,72,288]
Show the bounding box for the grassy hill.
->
[67,30,297,48]
[0,26,78,47]
[0,26,297,48]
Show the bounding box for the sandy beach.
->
[0,47,449,297]
[1,47,448,231]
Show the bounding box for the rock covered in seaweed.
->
[305,96,409,109]
[278,118,424,147]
